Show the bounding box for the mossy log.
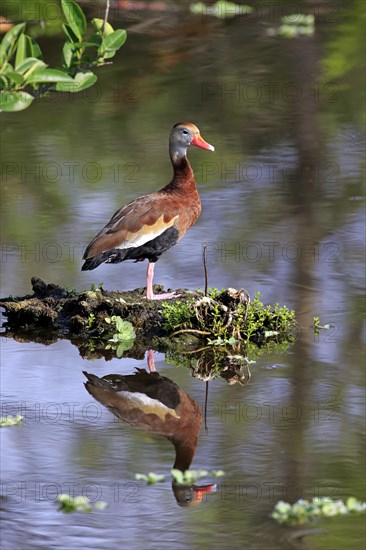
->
[0,278,297,369]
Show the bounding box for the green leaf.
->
[103,29,127,51]
[0,75,8,88]
[28,36,43,59]
[15,34,42,69]
[62,23,79,44]
[87,33,103,47]
[62,42,74,68]
[15,34,30,68]
[0,91,34,112]
[16,57,46,75]
[22,60,48,82]
[5,70,24,85]
[26,68,74,84]
[61,0,87,40]
[55,70,97,92]
[92,18,114,36]
[0,23,26,65]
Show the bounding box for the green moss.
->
[163,289,296,347]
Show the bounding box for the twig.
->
[202,242,208,296]
[170,328,211,337]
[204,381,209,434]
[179,346,211,355]
[102,0,110,37]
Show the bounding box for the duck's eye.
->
[182,129,188,135]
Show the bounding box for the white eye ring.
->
[182,129,188,135]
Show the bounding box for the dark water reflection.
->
[1,2,365,548]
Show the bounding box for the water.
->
[1,3,365,549]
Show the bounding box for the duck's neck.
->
[170,435,198,472]
[165,146,196,193]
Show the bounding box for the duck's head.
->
[170,122,215,162]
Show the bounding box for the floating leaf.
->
[171,469,209,485]
[272,497,366,526]
[135,472,165,485]
[57,493,107,513]
[211,470,225,478]
[0,414,23,427]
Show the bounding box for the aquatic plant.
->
[272,497,366,526]
[0,414,23,427]
[163,289,296,346]
[57,494,107,513]
[171,469,225,485]
[135,470,224,486]
[104,315,136,357]
[135,473,165,485]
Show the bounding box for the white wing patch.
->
[116,214,179,250]
[117,390,179,418]
[116,230,164,250]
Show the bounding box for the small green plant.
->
[57,494,107,513]
[86,313,96,330]
[64,286,77,296]
[90,282,104,292]
[313,316,331,335]
[0,0,127,111]
[244,293,296,343]
[162,298,196,332]
[272,497,366,526]
[105,316,136,357]
[163,289,296,348]
[0,414,23,427]
[135,473,165,485]
[207,336,237,346]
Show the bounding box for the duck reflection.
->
[83,365,215,506]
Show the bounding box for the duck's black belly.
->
[120,225,179,263]
[82,226,179,270]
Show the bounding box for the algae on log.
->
[0,277,297,363]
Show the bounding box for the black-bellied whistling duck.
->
[83,366,216,506]
[83,367,202,472]
[82,122,215,299]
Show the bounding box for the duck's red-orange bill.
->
[191,134,215,151]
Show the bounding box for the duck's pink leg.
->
[146,261,180,300]
[147,349,156,372]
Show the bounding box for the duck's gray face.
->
[170,123,215,160]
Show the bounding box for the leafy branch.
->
[0,0,127,112]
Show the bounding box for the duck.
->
[83,367,202,472]
[81,122,215,299]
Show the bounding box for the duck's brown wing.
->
[83,193,180,260]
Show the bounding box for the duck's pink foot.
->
[146,291,181,300]
[145,262,180,300]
